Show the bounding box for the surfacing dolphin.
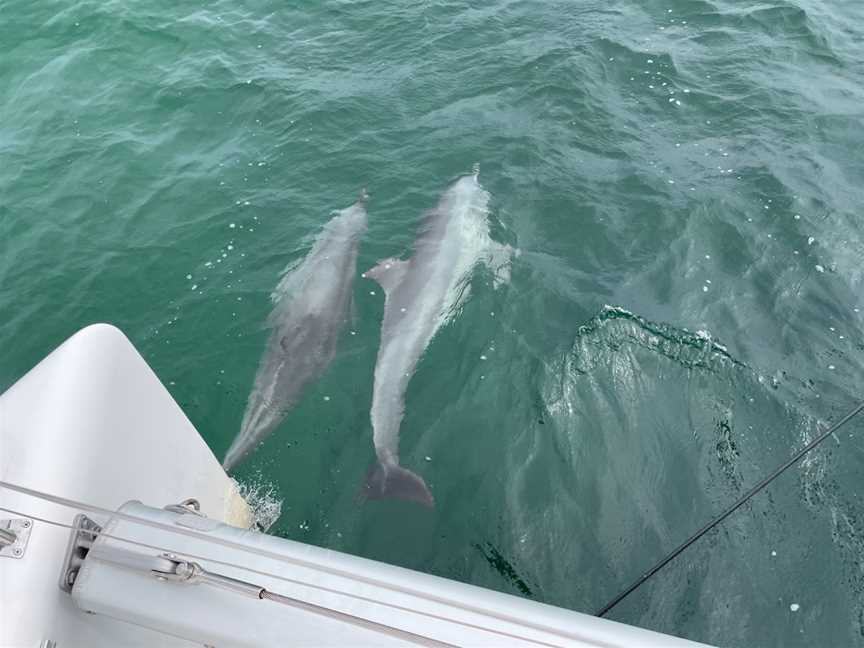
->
[362,170,512,506]
[223,191,369,471]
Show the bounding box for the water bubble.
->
[790,603,800,612]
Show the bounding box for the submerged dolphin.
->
[362,171,512,506]
[223,192,369,471]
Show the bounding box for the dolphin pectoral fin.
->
[362,461,434,508]
[362,258,409,295]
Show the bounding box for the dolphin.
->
[223,191,369,471]
[362,171,512,506]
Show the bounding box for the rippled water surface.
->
[3,1,864,645]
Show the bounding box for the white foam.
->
[234,477,283,531]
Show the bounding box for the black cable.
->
[597,399,864,618]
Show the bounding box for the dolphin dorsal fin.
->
[362,257,408,295]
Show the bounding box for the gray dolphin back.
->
[223,195,368,470]
[360,172,511,508]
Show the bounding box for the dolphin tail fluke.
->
[222,445,241,472]
[362,461,434,508]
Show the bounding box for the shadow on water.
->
[473,541,535,597]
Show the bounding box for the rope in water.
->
[597,399,864,618]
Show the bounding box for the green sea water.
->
[3,1,864,645]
